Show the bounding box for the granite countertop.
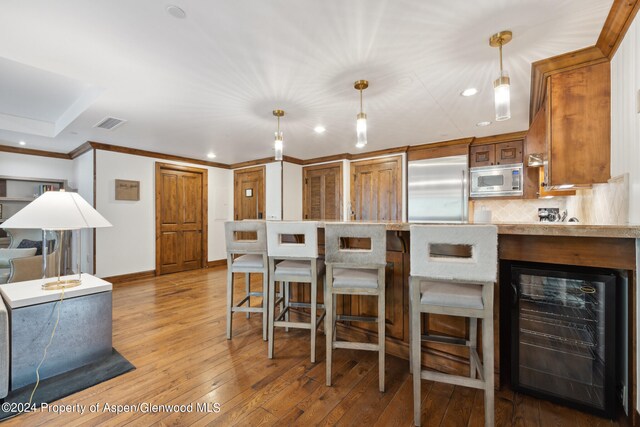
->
[314,220,640,238]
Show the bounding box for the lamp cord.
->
[27,288,64,406]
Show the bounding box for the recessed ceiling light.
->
[314,125,326,134]
[166,5,186,19]
[18,141,26,146]
[476,121,492,127]
[461,88,478,97]
[207,152,216,159]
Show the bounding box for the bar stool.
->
[410,225,497,427]
[266,221,325,363]
[224,220,269,341]
[324,223,387,392]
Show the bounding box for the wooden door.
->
[469,145,496,167]
[156,163,208,275]
[495,140,523,165]
[234,166,265,221]
[303,162,342,220]
[350,156,402,221]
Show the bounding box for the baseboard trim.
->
[104,270,156,284]
[207,259,226,268]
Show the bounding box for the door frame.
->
[155,162,208,275]
[302,161,343,220]
[233,165,266,220]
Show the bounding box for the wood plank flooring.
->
[3,267,626,426]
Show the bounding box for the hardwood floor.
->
[5,267,625,426]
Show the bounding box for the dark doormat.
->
[0,348,135,421]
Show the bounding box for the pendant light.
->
[273,109,284,161]
[354,80,369,148]
[489,31,512,121]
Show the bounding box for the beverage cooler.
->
[510,263,617,418]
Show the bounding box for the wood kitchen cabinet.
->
[469,140,523,167]
[350,156,402,221]
[527,61,610,188]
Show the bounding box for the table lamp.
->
[0,190,111,290]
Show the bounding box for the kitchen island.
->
[287,221,640,416]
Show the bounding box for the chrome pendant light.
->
[354,80,369,148]
[490,31,512,121]
[273,109,284,161]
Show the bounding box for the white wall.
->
[265,162,282,220]
[95,150,231,278]
[72,150,94,274]
[610,12,640,413]
[283,162,302,220]
[0,151,74,183]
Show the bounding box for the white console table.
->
[0,274,113,390]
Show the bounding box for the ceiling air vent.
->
[94,117,127,130]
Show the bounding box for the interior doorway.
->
[234,166,265,222]
[155,162,208,275]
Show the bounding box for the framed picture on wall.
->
[115,179,140,201]
[245,188,253,197]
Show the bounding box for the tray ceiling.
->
[0,0,613,163]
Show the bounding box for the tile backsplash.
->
[472,198,568,223]
[471,173,629,225]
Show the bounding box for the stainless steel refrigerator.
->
[407,155,468,222]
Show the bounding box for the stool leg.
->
[325,274,333,386]
[262,271,268,341]
[268,277,276,359]
[410,277,422,426]
[245,273,251,318]
[469,318,478,379]
[226,269,234,340]
[482,283,495,427]
[378,268,385,393]
[284,282,290,332]
[311,277,317,363]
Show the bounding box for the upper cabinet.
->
[527,61,611,188]
[470,140,523,168]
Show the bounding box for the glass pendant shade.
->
[274,131,283,161]
[494,71,511,121]
[356,112,367,148]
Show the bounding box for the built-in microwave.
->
[470,163,523,197]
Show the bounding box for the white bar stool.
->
[266,221,325,363]
[409,225,498,427]
[324,223,387,392]
[224,220,269,341]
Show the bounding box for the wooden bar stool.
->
[224,220,269,341]
[266,221,325,363]
[324,223,387,392]
[410,225,498,427]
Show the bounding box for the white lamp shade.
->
[0,191,112,230]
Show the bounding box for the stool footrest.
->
[470,349,484,381]
[274,321,312,330]
[420,333,467,346]
[232,306,264,313]
[333,341,379,351]
[337,314,378,323]
[419,369,486,390]
[247,291,263,297]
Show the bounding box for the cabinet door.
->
[549,62,610,186]
[495,141,523,165]
[469,145,495,167]
[303,162,342,220]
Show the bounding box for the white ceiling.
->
[0,0,613,164]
